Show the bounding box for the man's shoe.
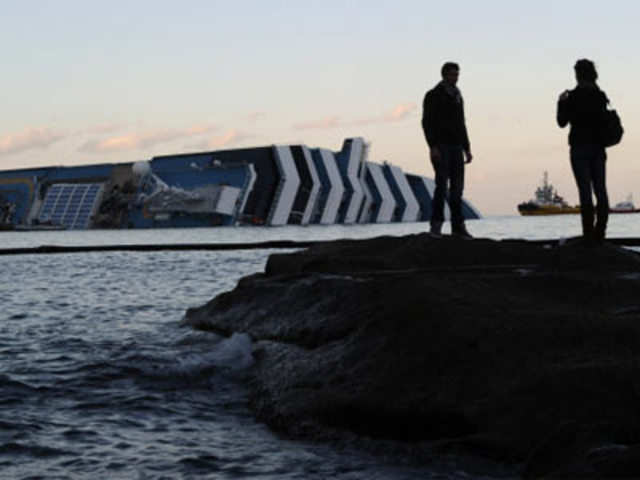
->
[429,221,443,238]
[452,225,473,239]
[594,224,606,246]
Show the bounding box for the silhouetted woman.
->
[557,59,609,244]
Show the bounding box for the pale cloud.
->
[0,127,66,155]
[78,125,218,153]
[185,125,218,135]
[185,128,255,151]
[355,103,418,125]
[247,112,266,124]
[206,129,253,148]
[293,103,417,130]
[383,102,417,121]
[82,123,123,135]
[292,116,342,130]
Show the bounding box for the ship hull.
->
[610,209,640,214]
[518,206,580,216]
[521,207,640,215]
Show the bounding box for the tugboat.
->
[610,194,640,214]
[518,171,580,215]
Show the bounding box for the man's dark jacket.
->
[556,84,608,146]
[422,82,470,152]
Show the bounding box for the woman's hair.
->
[574,59,598,83]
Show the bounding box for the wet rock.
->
[183,234,640,475]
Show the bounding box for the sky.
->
[1,0,639,215]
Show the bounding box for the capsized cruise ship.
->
[0,138,481,230]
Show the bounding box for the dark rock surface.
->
[183,233,640,478]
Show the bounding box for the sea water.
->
[2,215,640,479]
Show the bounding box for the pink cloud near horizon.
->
[247,111,266,124]
[292,116,342,130]
[78,125,219,153]
[383,102,417,121]
[292,103,417,130]
[0,127,66,155]
[207,129,253,148]
[187,129,255,151]
[81,123,123,135]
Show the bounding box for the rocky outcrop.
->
[183,234,640,478]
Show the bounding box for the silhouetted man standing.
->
[422,62,473,238]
